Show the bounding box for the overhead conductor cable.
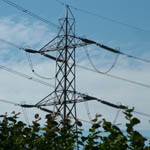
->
[0,64,54,87]
[79,37,150,63]
[55,0,150,33]
[1,0,59,29]
[0,37,150,89]
[84,46,119,74]
[26,52,55,80]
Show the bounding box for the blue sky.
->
[1,0,150,40]
[1,0,150,50]
[0,0,150,133]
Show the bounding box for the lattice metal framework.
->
[54,6,76,120]
[35,6,91,121]
[23,5,129,126]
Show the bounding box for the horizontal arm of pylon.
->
[24,49,63,62]
[39,91,127,110]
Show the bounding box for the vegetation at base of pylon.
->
[0,108,149,150]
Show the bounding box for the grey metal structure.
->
[30,6,91,121]
[23,5,127,123]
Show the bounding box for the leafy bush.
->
[0,108,149,150]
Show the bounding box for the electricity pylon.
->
[25,5,91,122]
[24,5,127,123]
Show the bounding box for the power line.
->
[113,109,121,125]
[1,0,59,29]
[0,38,55,87]
[0,38,55,80]
[38,90,150,118]
[55,0,150,33]
[0,98,92,124]
[82,44,150,88]
[84,46,119,74]
[82,94,150,118]
[21,102,30,126]
[78,37,150,64]
[0,37,150,89]
[26,52,55,80]
[0,98,94,124]
[24,47,150,89]
[0,64,55,88]
[0,34,150,91]
[76,64,150,89]
[0,22,149,89]
[2,96,150,118]
[1,93,150,122]
[0,98,19,106]
[0,38,24,50]
[134,111,150,117]
[84,102,92,121]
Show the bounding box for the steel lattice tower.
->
[33,6,90,121]
[53,5,76,120]
[23,5,128,126]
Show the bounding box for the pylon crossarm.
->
[38,35,93,52]
[20,104,36,108]
[25,49,40,53]
[38,107,55,114]
[81,94,127,110]
[20,104,58,114]
[43,98,96,106]
[39,41,91,52]
[35,91,59,106]
[97,99,127,109]
[41,52,63,62]
[24,48,63,62]
[39,36,59,52]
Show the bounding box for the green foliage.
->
[0,109,149,150]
